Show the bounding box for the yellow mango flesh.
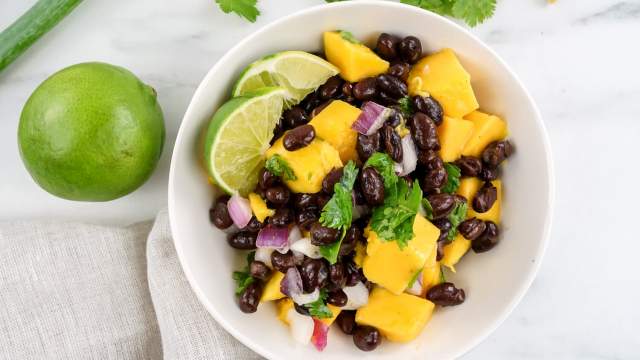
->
[363,215,439,294]
[462,111,508,157]
[458,178,502,223]
[265,137,342,193]
[441,234,471,272]
[308,100,361,162]
[356,287,435,342]
[408,48,479,117]
[248,193,274,222]
[420,234,441,296]
[277,298,294,325]
[324,31,389,82]
[320,305,342,326]
[438,116,474,162]
[260,271,285,302]
[353,241,366,268]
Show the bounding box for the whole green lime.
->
[18,62,165,201]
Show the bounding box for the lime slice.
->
[204,87,286,195]
[232,51,339,107]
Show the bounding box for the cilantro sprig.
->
[304,289,333,319]
[407,269,422,288]
[215,0,260,22]
[265,154,297,181]
[400,0,496,27]
[318,161,359,264]
[397,96,415,118]
[441,163,461,194]
[446,201,468,241]
[232,251,256,295]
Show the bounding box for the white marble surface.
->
[1,0,639,358]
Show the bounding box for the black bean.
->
[356,133,382,162]
[238,281,262,313]
[376,74,408,99]
[472,182,498,213]
[283,124,315,151]
[359,167,385,206]
[342,82,354,98]
[310,100,332,118]
[388,61,411,81]
[426,282,466,306]
[210,201,233,230]
[383,125,403,162]
[300,258,328,292]
[336,311,357,335]
[432,218,452,246]
[422,167,448,193]
[375,33,400,60]
[412,96,443,126]
[318,75,343,100]
[345,261,362,286]
[241,216,264,233]
[295,210,317,231]
[398,36,422,64]
[353,185,367,206]
[411,112,440,150]
[258,168,279,189]
[426,194,456,219]
[265,186,290,206]
[268,209,293,227]
[472,221,499,253]
[353,77,378,101]
[322,167,344,194]
[272,117,284,144]
[282,106,308,129]
[293,193,318,211]
[327,289,348,307]
[458,218,486,241]
[294,303,311,316]
[436,240,445,261]
[339,225,360,256]
[300,92,321,114]
[353,326,381,351]
[455,156,483,177]
[386,108,402,127]
[310,222,340,245]
[329,262,346,288]
[417,149,444,170]
[454,194,467,205]
[271,250,296,273]
[482,140,513,167]
[316,194,331,210]
[479,166,499,181]
[249,261,271,281]
[227,231,257,249]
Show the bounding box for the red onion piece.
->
[280,267,303,298]
[227,194,252,228]
[351,101,393,135]
[256,226,289,250]
[311,318,329,351]
[398,135,418,176]
[342,282,369,310]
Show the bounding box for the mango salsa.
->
[438,116,474,162]
[462,111,508,157]
[324,31,389,82]
[265,137,342,193]
[248,192,274,222]
[356,287,435,342]
[363,215,439,294]
[408,48,479,117]
[308,100,361,162]
[261,271,286,302]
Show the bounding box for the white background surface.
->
[1,0,638,358]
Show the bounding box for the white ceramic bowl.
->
[169,2,554,359]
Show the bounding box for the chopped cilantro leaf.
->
[305,289,333,319]
[446,201,468,241]
[232,251,256,295]
[440,265,447,283]
[422,197,434,220]
[364,152,398,190]
[215,0,260,22]
[370,179,423,249]
[397,96,414,118]
[338,30,360,44]
[265,154,297,181]
[441,163,461,194]
[408,269,422,288]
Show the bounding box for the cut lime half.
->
[232,51,339,107]
[204,87,286,195]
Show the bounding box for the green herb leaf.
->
[232,251,256,294]
[407,269,422,288]
[441,163,461,194]
[422,197,433,220]
[400,0,455,16]
[265,154,297,181]
[364,152,398,190]
[451,0,496,27]
[215,0,260,22]
[446,201,468,241]
[338,30,360,44]
[370,180,423,249]
[305,289,333,319]
[319,161,359,263]
[439,265,447,283]
[397,96,414,118]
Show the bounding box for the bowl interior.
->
[169,2,553,359]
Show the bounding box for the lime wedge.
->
[232,51,339,107]
[204,87,286,195]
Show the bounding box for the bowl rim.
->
[168,1,556,358]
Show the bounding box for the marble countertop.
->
[1,0,638,358]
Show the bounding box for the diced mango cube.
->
[277,298,294,325]
[308,100,361,162]
[248,193,274,222]
[265,137,342,193]
[353,241,366,268]
[356,287,435,342]
[261,271,285,302]
[408,48,479,117]
[421,262,442,296]
[457,178,502,223]
[320,305,342,326]
[462,111,508,157]
[324,31,389,82]
[441,233,471,272]
[363,215,439,294]
[438,116,474,162]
